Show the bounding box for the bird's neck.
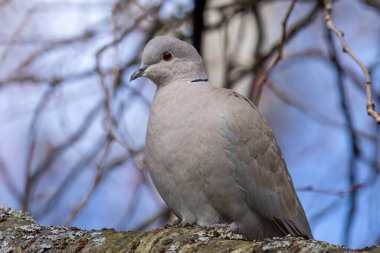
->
[153,62,208,86]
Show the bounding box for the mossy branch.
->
[0,207,378,253]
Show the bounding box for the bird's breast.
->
[144,83,226,178]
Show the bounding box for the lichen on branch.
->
[0,207,379,253]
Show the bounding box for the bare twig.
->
[34,136,108,219]
[22,86,57,211]
[116,166,146,229]
[192,0,208,55]
[95,5,161,154]
[0,154,20,199]
[324,12,361,245]
[297,184,365,197]
[64,136,114,225]
[362,0,380,14]
[251,2,321,85]
[252,4,265,60]
[0,4,36,65]
[64,149,141,226]
[267,81,377,142]
[134,207,171,231]
[27,101,103,199]
[252,0,297,106]
[324,0,380,124]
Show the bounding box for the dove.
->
[130,35,313,240]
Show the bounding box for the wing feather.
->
[222,90,313,239]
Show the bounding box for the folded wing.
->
[222,91,313,239]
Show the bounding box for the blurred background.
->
[0,0,379,248]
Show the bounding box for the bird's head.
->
[130,36,207,85]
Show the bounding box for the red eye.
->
[163,51,173,61]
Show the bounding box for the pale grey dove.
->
[130,35,313,240]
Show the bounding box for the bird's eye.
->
[163,51,173,61]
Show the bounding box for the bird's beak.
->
[130,65,148,82]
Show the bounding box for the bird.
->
[130,35,313,240]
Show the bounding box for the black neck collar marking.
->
[191,78,208,83]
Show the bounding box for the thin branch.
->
[267,81,377,142]
[64,136,114,226]
[362,0,380,14]
[34,136,108,219]
[297,184,365,197]
[325,16,361,245]
[134,207,172,231]
[116,167,145,229]
[0,154,20,200]
[95,6,161,154]
[324,0,380,124]
[252,0,297,106]
[252,4,265,60]
[192,0,208,55]
[63,149,140,226]
[0,4,36,65]
[22,86,57,211]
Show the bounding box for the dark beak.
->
[130,66,148,82]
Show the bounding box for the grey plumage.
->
[130,35,313,240]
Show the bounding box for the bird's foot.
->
[206,222,238,232]
[181,221,196,227]
[172,218,182,226]
[168,219,195,228]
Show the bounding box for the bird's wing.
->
[221,90,313,239]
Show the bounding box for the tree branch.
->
[0,207,379,252]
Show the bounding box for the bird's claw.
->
[206,222,239,232]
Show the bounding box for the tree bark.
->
[0,207,378,253]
